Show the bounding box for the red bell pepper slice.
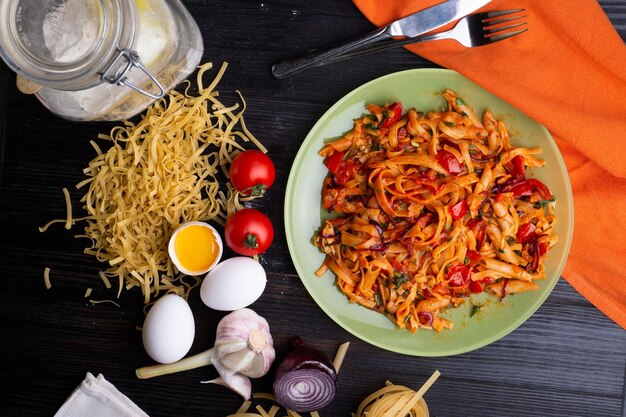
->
[381,102,402,128]
[529,239,548,271]
[501,278,510,300]
[469,280,483,293]
[323,151,344,174]
[504,178,553,200]
[449,200,469,220]
[511,155,526,178]
[516,222,537,244]
[447,264,471,287]
[466,250,482,261]
[436,150,462,175]
[467,217,487,249]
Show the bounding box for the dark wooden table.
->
[1,1,625,416]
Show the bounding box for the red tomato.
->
[447,264,471,287]
[436,150,462,175]
[229,150,276,196]
[449,200,469,220]
[334,160,356,185]
[323,151,344,173]
[224,208,274,256]
[516,222,537,243]
[381,102,403,128]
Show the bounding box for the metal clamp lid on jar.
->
[0,0,165,99]
[100,48,165,99]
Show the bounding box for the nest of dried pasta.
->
[41,62,265,304]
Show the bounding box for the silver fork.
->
[272,10,527,79]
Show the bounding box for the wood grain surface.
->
[1,1,625,416]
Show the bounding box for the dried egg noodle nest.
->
[41,62,266,304]
[353,383,430,417]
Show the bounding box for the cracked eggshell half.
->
[168,221,223,276]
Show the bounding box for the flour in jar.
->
[42,0,100,63]
[134,0,176,66]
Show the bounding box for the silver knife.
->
[272,0,492,79]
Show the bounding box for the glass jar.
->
[0,0,204,121]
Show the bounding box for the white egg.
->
[200,257,267,311]
[142,294,195,364]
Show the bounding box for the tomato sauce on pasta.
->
[313,90,558,333]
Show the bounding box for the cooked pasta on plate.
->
[313,90,558,333]
[284,69,572,355]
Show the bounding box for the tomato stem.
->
[243,234,259,249]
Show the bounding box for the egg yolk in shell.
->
[174,225,220,273]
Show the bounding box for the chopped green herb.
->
[463,257,470,265]
[498,249,505,254]
[456,98,467,106]
[534,197,556,209]
[514,250,523,256]
[382,110,390,117]
[506,236,516,246]
[444,121,455,127]
[392,272,409,288]
[412,259,418,266]
[470,305,482,317]
[374,293,382,305]
[438,173,446,178]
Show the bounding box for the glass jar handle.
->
[100,48,165,99]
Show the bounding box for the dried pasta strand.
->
[332,341,350,373]
[62,187,73,230]
[44,267,52,289]
[232,394,321,417]
[89,299,121,308]
[99,271,112,289]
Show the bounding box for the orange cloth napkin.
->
[353,0,626,329]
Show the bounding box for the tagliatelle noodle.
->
[41,62,266,304]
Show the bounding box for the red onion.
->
[273,337,338,412]
[417,311,434,326]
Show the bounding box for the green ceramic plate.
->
[284,69,573,356]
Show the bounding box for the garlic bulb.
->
[136,308,275,400]
[214,308,275,378]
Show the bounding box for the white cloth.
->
[54,373,148,417]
